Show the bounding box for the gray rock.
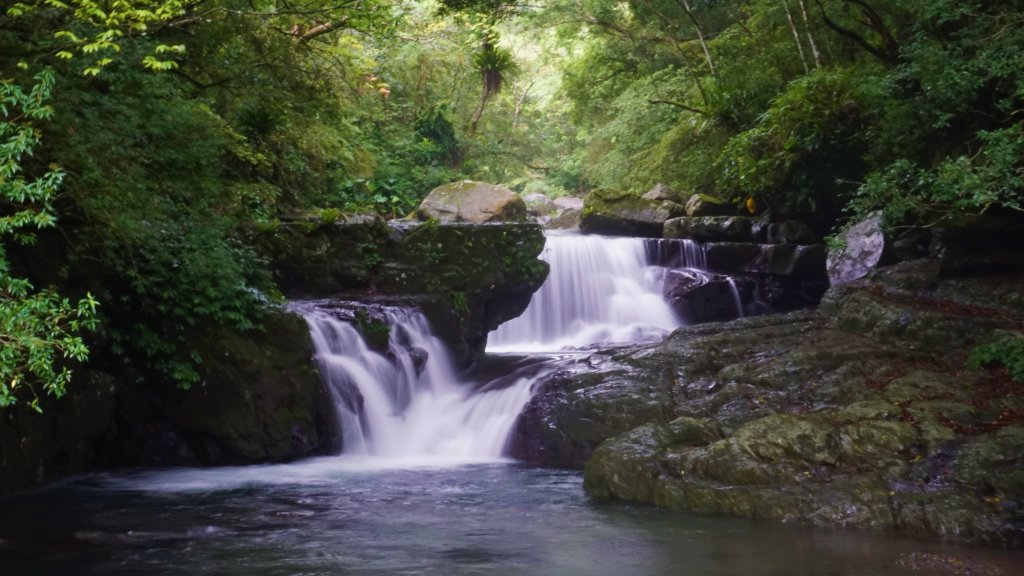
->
[684,194,731,217]
[523,193,557,216]
[827,211,889,285]
[642,183,678,202]
[547,208,581,230]
[553,196,584,211]
[416,180,527,223]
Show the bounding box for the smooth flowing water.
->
[296,304,546,462]
[488,233,681,352]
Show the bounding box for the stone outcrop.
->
[513,261,1024,545]
[257,217,548,365]
[416,180,527,223]
[580,189,685,237]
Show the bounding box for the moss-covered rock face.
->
[158,309,339,464]
[0,309,338,494]
[519,267,1024,545]
[580,188,684,237]
[257,217,548,365]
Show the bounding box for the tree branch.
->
[648,99,708,115]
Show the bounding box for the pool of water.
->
[1,459,1019,576]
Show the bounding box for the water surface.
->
[1,461,1018,576]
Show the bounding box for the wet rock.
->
[931,210,1024,277]
[416,180,527,223]
[580,189,684,237]
[526,269,1024,544]
[160,308,339,464]
[662,269,745,324]
[704,242,827,278]
[509,347,674,467]
[767,220,818,244]
[663,216,754,242]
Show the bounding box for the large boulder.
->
[416,181,527,223]
[580,188,684,237]
[157,309,339,464]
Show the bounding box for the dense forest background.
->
[2,0,1022,408]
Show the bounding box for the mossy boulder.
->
[580,188,684,237]
[416,180,527,223]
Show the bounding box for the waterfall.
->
[488,233,684,352]
[295,303,547,462]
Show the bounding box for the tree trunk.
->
[675,0,716,76]
[797,0,822,68]
[783,0,810,73]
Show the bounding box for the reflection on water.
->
[0,462,1019,576]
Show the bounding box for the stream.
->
[1,233,1019,574]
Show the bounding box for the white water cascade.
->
[296,304,546,463]
[487,233,684,352]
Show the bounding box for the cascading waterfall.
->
[296,303,547,462]
[488,233,693,352]
[291,233,713,462]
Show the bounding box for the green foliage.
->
[970,333,1024,384]
[549,0,1024,224]
[8,0,188,74]
[1,69,97,410]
